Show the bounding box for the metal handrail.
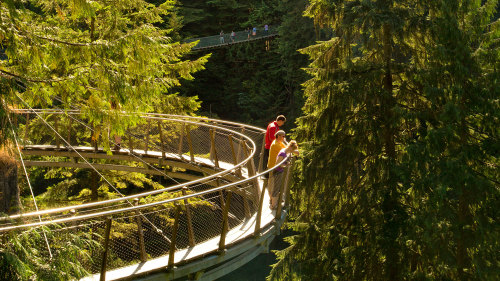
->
[1,113,256,222]
[0,155,291,232]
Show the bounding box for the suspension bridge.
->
[186,26,278,51]
[0,108,294,281]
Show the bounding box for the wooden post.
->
[185,125,195,162]
[215,178,229,231]
[235,127,245,167]
[24,113,30,140]
[218,189,233,253]
[254,177,268,236]
[158,121,166,160]
[284,158,295,209]
[168,203,181,269]
[242,140,260,203]
[210,128,220,168]
[177,123,185,159]
[182,187,195,247]
[54,115,60,149]
[128,132,134,154]
[67,115,73,148]
[145,119,151,155]
[134,199,147,262]
[227,135,241,177]
[100,218,113,281]
[276,160,293,220]
[257,134,266,173]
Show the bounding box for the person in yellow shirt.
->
[267,130,287,169]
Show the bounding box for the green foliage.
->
[0,227,101,280]
[0,0,208,141]
[271,1,499,280]
[177,0,315,127]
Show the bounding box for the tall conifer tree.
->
[271,1,498,280]
[0,0,208,135]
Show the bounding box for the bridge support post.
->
[54,115,60,149]
[235,127,245,172]
[67,115,73,148]
[168,203,181,269]
[242,140,260,203]
[227,134,241,177]
[254,172,270,237]
[210,128,220,168]
[134,198,147,262]
[276,159,293,222]
[157,121,166,160]
[257,134,266,173]
[24,113,30,140]
[283,158,295,209]
[186,125,195,162]
[128,133,134,154]
[100,217,113,281]
[178,123,185,159]
[218,189,233,253]
[182,187,196,247]
[145,119,151,155]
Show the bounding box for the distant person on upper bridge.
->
[246,28,250,39]
[231,31,236,42]
[219,30,225,44]
[264,115,286,174]
[252,27,257,36]
[264,24,269,35]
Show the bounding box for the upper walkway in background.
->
[186,26,279,50]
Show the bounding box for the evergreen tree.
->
[271,1,499,280]
[0,0,208,139]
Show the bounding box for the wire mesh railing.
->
[1,109,294,280]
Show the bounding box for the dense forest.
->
[0,0,499,280]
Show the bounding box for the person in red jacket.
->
[263,115,286,175]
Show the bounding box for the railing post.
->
[254,175,268,236]
[168,203,181,269]
[92,123,99,152]
[227,134,241,177]
[100,217,113,281]
[242,140,260,203]
[67,115,73,148]
[128,132,134,155]
[216,178,229,231]
[276,158,293,221]
[145,119,151,155]
[235,127,245,165]
[178,123,185,159]
[24,113,30,140]
[185,125,195,162]
[134,198,147,262]
[182,187,195,247]
[218,189,233,253]
[210,128,220,168]
[284,157,295,209]
[257,134,266,173]
[54,115,60,149]
[157,120,166,160]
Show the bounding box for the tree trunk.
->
[381,20,400,281]
[0,152,21,214]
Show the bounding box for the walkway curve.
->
[1,110,294,281]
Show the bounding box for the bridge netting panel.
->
[1,110,281,279]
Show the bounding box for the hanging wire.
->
[14,93,176,244]
[4,100,53,259]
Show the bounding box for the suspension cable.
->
[4,101,53,259]
[14,94,175,244]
